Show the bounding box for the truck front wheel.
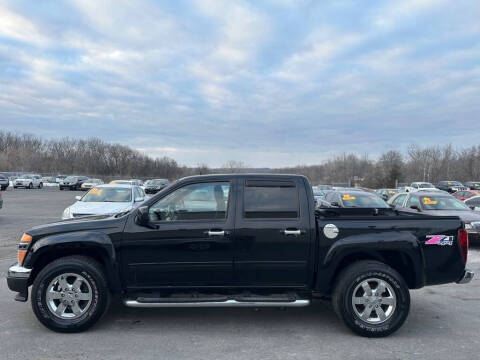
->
[332,260,410,337]
[31,255,110,333]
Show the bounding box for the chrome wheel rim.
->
[351,277,396,324]
[46,273,93,319]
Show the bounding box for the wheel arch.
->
[26,232,121,293]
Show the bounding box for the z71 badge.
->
[425,235,454,246]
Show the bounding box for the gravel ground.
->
[0,188,479,360]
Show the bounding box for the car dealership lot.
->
[1,189,480,360]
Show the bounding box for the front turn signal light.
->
[18,249,27,265]
[20,234,32,243]
[18,233,32,265]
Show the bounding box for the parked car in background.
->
[59,176,89,190]
[464,181,480,190]
[62,184,146,219]
[56,175,67,183]
[144,179,170,194]
[110,179,143,186]
[465,196,480,212]
[405,182,441,193]
[453,190,480,201]
[376,188,397,201]
[13,174,43,189]
[316,184,333,190]
[0,173,9,190]
[322,190,389,208]
[80,178,104,190]
[388,191,480,242]
[436,181,468,193]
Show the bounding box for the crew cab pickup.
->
[7,174,474,337]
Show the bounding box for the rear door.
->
[233,177,313,288]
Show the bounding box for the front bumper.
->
[456,269,475,284]
[7,263,32,302]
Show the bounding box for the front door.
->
[233,178,313,288]
[121,180,235,289]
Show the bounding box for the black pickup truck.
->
[7,174,474,337]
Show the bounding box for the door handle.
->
[283,229,302,236]
[207,230,225,236]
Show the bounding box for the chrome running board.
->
[124,299,310,308]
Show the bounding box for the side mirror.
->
[330,201,340,207]
[75,195,81,200]
[410,204,421,212]
[135,206,150,227]
[135,197,145,202]
[469,205,475,210]
[382,194,388,200]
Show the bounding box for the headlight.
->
[465,223,473,230]
[62,207,71,219]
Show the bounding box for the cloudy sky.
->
[0,0,479,167]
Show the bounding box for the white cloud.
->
[274,27,364,81]
[0,3,49,45]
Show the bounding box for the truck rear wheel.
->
[332,260,410,337]
[31,255,110,333]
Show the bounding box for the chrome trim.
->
[456,269,474,284]
[124,299,310,308]
[283,229,301,236]
[207,230,225,236]
[8,264,32,274]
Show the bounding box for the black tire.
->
[59,187,63,191]
[38,182,43,189]
[28,183,33,189]
[31,255,110,333]
[332,260,410,338]
[1,186,6,190]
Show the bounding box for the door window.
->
[406,196,421,208]
[244,181,299,219]
[392,194,407,206]
[149,182,230,221]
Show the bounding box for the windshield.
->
[64,176,78,182]
[418,183,435,188]
[340,193,389,208]
[146,179,164,185]
[317,185,332,190]
[420,196,470,210]
[82,187,132,202]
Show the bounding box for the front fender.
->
[24,231,121,291]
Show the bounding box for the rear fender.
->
[316,231,424,293]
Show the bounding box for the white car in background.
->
[13,174,43,189]
[62,184,146,219]
[80,178,104,190]
[405,182,442,193]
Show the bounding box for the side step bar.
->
[124,299,310,308]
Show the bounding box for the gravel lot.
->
[0,188,479,360]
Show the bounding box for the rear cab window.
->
[243,180,299,219]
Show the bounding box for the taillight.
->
[458,228,468,263]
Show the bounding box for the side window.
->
[412,184,418,189]
[133,187,141,199]
[149,182,230,221]
[406,196,421,208]
[466,198,480,207]
[393,194,406,206]
[244,181,299,219]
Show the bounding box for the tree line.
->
[1,130,480,187]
